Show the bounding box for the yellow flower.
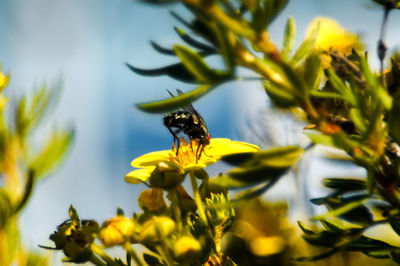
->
[307,17,363,56]
[0,67,9,92]
[125,138,260,184]
[138,188,166,212]
[173,236,202,261]
[139,216,176,243]
[99,216,135,247]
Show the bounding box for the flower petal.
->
[125,168,155,184]
[131,150,173,168]
[205,138,260,158]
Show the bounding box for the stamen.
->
[170,137,202,165]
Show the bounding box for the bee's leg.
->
[167,127,181,155]
[195,143,203,163]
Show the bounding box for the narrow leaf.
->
[136,84,214,113]
[173,45,229,83]
[291,21,319,65]
[126,62,196,83]
[174,27,217,53]
[281,17,296,60]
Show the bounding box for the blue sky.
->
[0,0,398,255]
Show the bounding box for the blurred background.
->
[0,0,398,254]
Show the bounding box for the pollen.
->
[171,137,200,165]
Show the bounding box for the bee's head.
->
[204,133,211,145]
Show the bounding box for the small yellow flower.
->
[0,68,9,92]
[138,188,166,212]
[173,236,202,261]
[99,216,135,247]
[139,216,176,243]
[307,17,363,56]
[125,138,259,184]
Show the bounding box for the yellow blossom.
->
[0,67,9,92]
[307,17,363,67]
[138,188,166,212]
[139,216,175,243]
[173,236,202,261]
[99,216,135,247]
[125,138,259,184]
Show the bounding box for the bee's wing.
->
[176,89,208,130]
[176,89,196,113]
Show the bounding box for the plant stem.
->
[189,171,208,224]
[124,242,146,266]
[11,170,35,216]
[169,188,182,230]
[156,245,174,266]
[378,3,393,88]
[91,244,119,266]
[88,254,107,266]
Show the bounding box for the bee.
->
[163,89,211,160]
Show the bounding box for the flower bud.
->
[150,163,185,189]
[99,216,135,247]
[205,193,234,229]
[140,216,175,244]
[138,188,166,212]
[50,219,99,263]
[173,236,202,261]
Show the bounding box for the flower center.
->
[170,137,201,165]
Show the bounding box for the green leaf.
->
[29,130,74,179]
[221,152,255,166]
[69,205,79,222]
[302,229,361,247]
[173,45,230,83]
[322,178,366,192]
[320,219,346,232]
[136,84,214,113]
[390,220,400,237]
[211,23,235,73]
[349,108,367,133]
[143,253,163,266]
[312,195,370,222]
[211,146,302,189]
[327,69,357,106]
[227,164,288,183]
[305,132,335,147]
[0,189,11,229]
[16,86,54,138]
[373,0,400,8]
[388,93,400,144]
[363,250,390,259]
[223,146,303,167]
[310,90,346,100]
[304,54,322,90]
[4,219,21,263]
[291,248,340,262]
[291,20,319,66]
[217,146,303,186]
[281,17,296,60]
[391,250,400,265]
[297,221,315,235]
[252,0,289,32]
[174,27,217,54]
[254,146,303,167]
[126,62,197,83]
[345,235,396,251]
[280,62,308,95]
[263,80,297,108]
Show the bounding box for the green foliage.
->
[0,67,73,265]
[44,0,400,265]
